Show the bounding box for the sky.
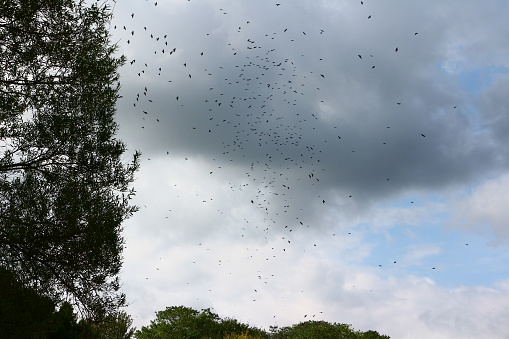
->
[106,0,509,338]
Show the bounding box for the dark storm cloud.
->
[113,0,508,215]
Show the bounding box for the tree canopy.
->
[269,320,390,339]
[0,0,139,321]
[0,266,135,338]
[135,306,391,339]
[134,306,267,339]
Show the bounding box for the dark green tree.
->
[0,0,139,321]
[358,330,390,339]
[48,302,85,339]
[0,266,55,338]
[0,268,102,338]
[134,306,266,339]
[80,310,136,339]
[48,302,135,339]
[270,320,390,339]
[135,306,220,339]
[135,306,391,339]
[220,317,266,338]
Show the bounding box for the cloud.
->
[122,230,509,339]
[108,0,509,338]
[450,171,509,243]
[115,0,509,216]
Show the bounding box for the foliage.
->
[82,310,136,339]
[270,320,390,339]
[135,306,391,339]
[0,267,135,338]
[224,331,266,339]
[270,321,357,339]
[0,0,139,320]
[0,266,55,338]
[358,330,390,339]
[134,306,266,339]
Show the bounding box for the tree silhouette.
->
[0,0,139,320]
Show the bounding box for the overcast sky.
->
[108,0,509,338]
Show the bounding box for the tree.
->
[136,306,391,339]
[358,330,390,339]
[0,267,106,338]
[48,303,135,339]
[135,306,219,339]
[81,310,136,339]
[270,320,390,339]
[0,266,56,338]
[224,332,266,339]
[48,302,86,339]
[219,317,267,338]
[270,321,356,339]
[0,0,139,320]
[134,306,266,339]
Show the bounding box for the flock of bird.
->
[110,0,464,324]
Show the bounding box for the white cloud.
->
[450,172,509,243]
[122,235,509,339]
